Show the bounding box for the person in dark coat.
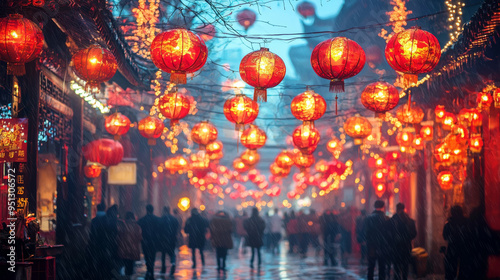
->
[286,211,299,254]
[389,203,417,280]
[443,205,467,280]
[243,207,266,268]
[159,206,179,276]
[364,200,390,280]
[184,208,209,268]
[355,210,367,265]
[210,211,234,272]
[117,212,142,279]
[138,204,160,280]
[320,210,339,266]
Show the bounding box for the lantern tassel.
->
[254,88,267,102]
[170,119,179,127]
[329,79,344,93]
[403,74,418,88]
[170,72,187,85]
[7,63,26,76]
[148,139,156,146]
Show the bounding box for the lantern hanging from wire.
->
[293,151,315,171]
[413,136,424,150]
[396,103,424,124]
[442,113,457,131]
[237,9,257,31]
[165,155,189,174]
[240,124,267,150]
[361,81,400,118]
[158,92,191,126]
[396,129,415,148]
[374,182,386,198]
[138,116,165,145]
[292,123,320,154]
[223,93,259,130]
[233,158,249,173]
[344,115,372,145]
[290,87,327,125]
[241,149,260,167]
[275,150,295,169]
[191,121,218,150]
[83,139,124,167]
[105,112,131,140]
[470,135,483,153]
[297,1,316,18]
[206,140,223,156]
[437,171,453,191]
[270,163,290,177]
[84,164,102,178]
[72,45,117,93]
[195,24,216,42]
[435,105,446,123]
[239,47,286,102]
[0,14,44,76]
[151,29,208,84]
[477,92,492,111]
[420,125,434,141]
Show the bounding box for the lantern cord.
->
[408,88,412,111]
[335,94,338,115]
[170,72,187,85]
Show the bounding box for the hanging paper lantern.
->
[344,115,372,145]
[477,92,492,111]
[314,159,329,173]
[275,150,294,169]
[453,125,469,144]
[396,103,424,124]
[241,149,260,166]
[223,94,259,130]
[83,139,124,167]
[297,1,316,18]
[374,183,386,198]
[151,29,208,84]
[270,163,290,177]
[420,125,434,141]
[437,171,453,191]
[468,109,482,127]
[293,152,315,170]
[72,45,117,92]
[435,105,446,123]
[470,135,483,153]
[385,27,441,87]
[413,136,424,150]
[396,129,414,147]
[84,164,101,178]
[0,14,44,76]
[287,190,297,200]
[239,47,286,102]
[441,113,457,131]
[191,121,218,149]
[195,24,216,42]
[233,158,249,173]
[372,169,387,184]
[206,140,223,156]
[237,9,257,31]
[292,123,320,154]
[190,151,210,175]
[138,116,165,145]
[311,37,365,95]
[240,124,267,150]
[361,81,400,117]
[386,151,401,163]
[290,88,327,125]
[434,143,451,164]
[105,112,131,140]
[326,136,343,158]
[158,92,191,126]
[165,155,189,174]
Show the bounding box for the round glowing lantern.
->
[270,163,290,177]
[275,150,294,169]
[385,27,441,87]
[206,140,223,156]
[0,14,44,76]
[361,81,400,117]
[151,29,208,84]
[344,115,372,145]
[158,92,191,126]
[396,130,414,147]
[237,9,256,31]
[311,37,365,94]
[83,139,124,167]
[396,103,424,124]
[441,113,457,131]
[413,136,424,150]
[469,109,482,127]
[386,151,401,163]
[84,164,102,178]
[239,47,286,102]
[241,124,267,150]
[241,149,260,166]
[470,135,483,153]
[195,24,216,42]
[291,88,327,125]
[420,125,434,141]
[233,158,249,173]
[477,92,492,111]
[293,152,315,170]
[438,171,453,191]
[435,105,446,123]
[72,45,117,92]
[178,197,191,212]
[292,123,320,154]
[191,121,218,149]
[297,1,315,18]
[434,143,451,164]
[374,182,386,197]
[453,125,469,144]
[105,112,130,139]
[223,94,259,130]
[138,116,165,145]
[165,155,189,174]
[326,136,343,158]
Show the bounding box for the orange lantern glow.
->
[191,121,218,149]
[374,183,386,197]
[396,103,424,124]
[206,140,223,155]
[494,89,500,108]
[165,155,189,174]
[386,151,401,163]
[233,158,249,173]
[270,163,290,177]
[223,94,259,130]
[326,137,343,158]
[240,124,267,150]
[239,47,286,102]
[344,115,372,145]
[293,152,315,170]
[190,151,210,174]
[438,171,453,190]
[420,125,434,141]
[361,81,400,117]
[275,150,295,169]
[413,136,424,150]
[453,125,469,144]
[290,88,327,125]
[72,45,117,93]
[470,135,483,153]
[138,116,165,145]
[241,149,260,166]
[314,159,329,173]
[396,129,415,147]
[434,143,451,163]
[477,92,492,111]
[292,123,320,154]
[158,92,191,126]
[435,105,446,123]
[151,29,208,84]
[442,113,457,131]
[469,109,483,127]
[84,164,101,178]
[105,112,131,140]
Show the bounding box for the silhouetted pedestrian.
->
[443,205,467,280]
[88,204,118,279]
[389,203,416,280]
[355,210,367,265]
[117,212,142,279]
[138,204,160,280]
[159,206,179,276]
[286,211,299,254]
[184,208,209,268]
[320,210,339,266]
[173,209,184,247]
[210,211,233,272]
[269,209,282,254]
[244,207,266,268]
[364,200,390,280]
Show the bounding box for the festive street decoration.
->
[374,182,386,197]
[470,135,483,153]
[240,124,267,150]
[138,116,165,145]
[84,164,101,178]
[477,91,492,111]
[105,112,131,140]
[442,113,457,131]
[326,137,343,159]
[72,45,117,93]
[223,94,259,130]
[195,24,216,42]
[237,9,257,31]
[206,140,223,156]
[83,139,124,167]
[396,103,424,124]
[150,29,208,84]
[241,149,260,166]
[435,105,447,123]
[290,88,327,125]
[420,125,434,141]
[275,150,294,169]
[0,14,44,75]
[191,121,218,149]
[292,123,320,154]
[239,47,286,102]
[297,1,315,18]
[165,155,189,174]
[361,81,400,117]
[270,163,290,177]
[396,129,414,148]
[158,92,191,126]
[293,151,315,171]
[437,171,453,190]
[344,115,372,145]
[233,157,249,173]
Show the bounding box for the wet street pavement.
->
[132,243,445,280]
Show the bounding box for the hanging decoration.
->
[239,47,286,102]
[470,135,483,153]
[326,137,344,159]
[223,93,259,130]
[438,171,453,190]
[138,116,165,145]
[292,123,320,154]
[293,151,315,171]
[191,121,218,150]
[241,149,260,167]
[158,92,191,126]
[83,139,124,167]
[275,150,295,169]
[240,124,267,150]
[164,155,189,174]
[344,115,372,145]
[71,45,118,93]
[396,103,424,124]
[270,163,290,177]
[206,140,223,156]
[150,29,208,84]
[297,1,316,18]
[195,24,216,42]
[84,164,102,178]
[105,112,131,140]
[237,9,257,31]
[233,158,249,173]
[420,125,434,141]
[361,81,400,118]
[290,87,327,125]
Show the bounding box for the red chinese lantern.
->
[191,121,218,149]
[195,24,216,42]
[372,169,387,183]
[386,151,401,163]
[292,123,320,154]
[361,81,400,117]
[287,190,297,200]
[326,137,343,157]
[396,129,414,147]
[275,150,294,169]
[435,105,446,123]
[206,140,223,156]
[420,125,434,141]
[297,1,316,18]
[151,29,208,84]
[158,92,191,126]
[84,164,101,178]
[223,94,259,130]
[0,14,44,75]
[470,135,483,153]
[434,143,451,164]
[477,92,492,111]
[83,139,124,167]
[240,124,267,150]
[438,171,453,191]
[241,149,260,166]
[239,47,286,102]
[385,27,441,87]
[413,136,424,150]
[374,182,386,197]
[291,88,327,125]
[237,9,256,31]
[165,155,189,174]
[233,158,249,173]
[469,109,482,127]
[442,113,457,131]
[311,37,365,112]
[72,45,117,92]
[138,116,165,145]
[396,103,424,124]
[105,112,130,140]
[344,115,372,145]
[293,152,315,170]
[270,163,290,177]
